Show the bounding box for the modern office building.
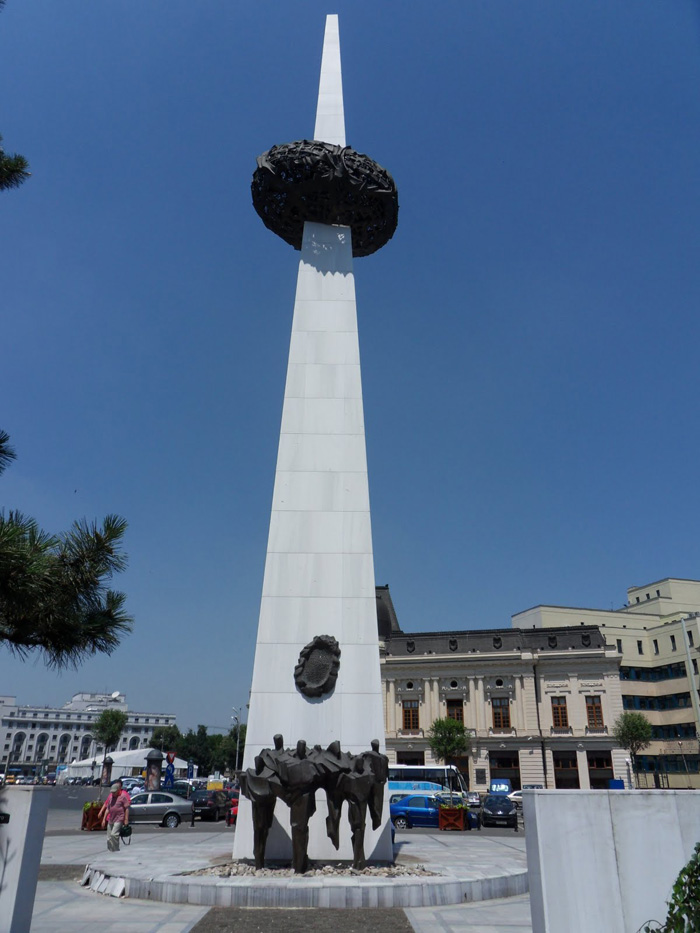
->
[513,577,700,787]
[377,586,627,792]
[0,692,177,777]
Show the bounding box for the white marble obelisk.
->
[234,15,392,863]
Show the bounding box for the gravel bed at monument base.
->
[184,862,438,879]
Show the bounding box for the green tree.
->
[220,723,246,773]
[0,134,29,191]
[151,724,183,753]
[612,711,652,788]
[0,5,30,192]
[426,717,471,804]
[179,725,216,777]
[0,431,133,667]
[94,709,128,797]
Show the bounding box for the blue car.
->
[390,794,481,831]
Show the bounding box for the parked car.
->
[129,791,193,828]
[481,795,518,829]
[465,792,481,808]
[390,794,480,831]
[191,789,228,821]
[507,790,523,809]
[164,781,191,799]
[121,777,145,791]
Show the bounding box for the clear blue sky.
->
[1,1,699,732]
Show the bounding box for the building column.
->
[513,676,524,732]
[577,748,590,789]
[423,680,431,731]
[476,677,487,733]
[386,679,397,735]
[466,677,477,733]
[432,677,442,723]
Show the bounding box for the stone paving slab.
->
[31,881,208,933]
[405,894,533,933]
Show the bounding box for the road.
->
[42,786,523,839]
[44,784,232,835]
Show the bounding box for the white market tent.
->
[60,747,188,782]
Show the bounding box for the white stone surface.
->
[525,789,700,933]
[77,826,528,908]
[0,786,51,933]
[234,15,391,864]
[313,15,345,147]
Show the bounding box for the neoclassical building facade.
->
[0,692,177,777]
[377,586,627,792]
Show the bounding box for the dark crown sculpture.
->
[251,140,399,257]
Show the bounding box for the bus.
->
[387,765,468,795]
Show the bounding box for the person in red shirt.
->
[98,782,130,851]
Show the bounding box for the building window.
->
[637,641,644,655]
[617,639,623,653]
[551,696,569,729]
[693,659,698,676]
[586,696,604,730]
[402,701,419,732]
[652,639,658,654]
[689,630,695,648]
[671,635,677,652]
[446,699,463,722]
[492,697,511,731]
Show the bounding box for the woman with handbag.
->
[98,782,130,852]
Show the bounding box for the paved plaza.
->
[32,811,534,932]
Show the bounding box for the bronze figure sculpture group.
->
[240,736,389,873]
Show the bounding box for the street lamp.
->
[231,707,244,774]
[679,741,692,789]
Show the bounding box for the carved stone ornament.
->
[449,638,458,652]
[251,140,399,257]
[294,634,341,698]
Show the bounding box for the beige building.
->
[377,586,627,793]
[513,577,700,788]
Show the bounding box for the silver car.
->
[128,791,193,828]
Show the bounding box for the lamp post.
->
[231,707,241,775]
[679,740,692,789]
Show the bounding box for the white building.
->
[0,692,177,777]
[513,577,700,787]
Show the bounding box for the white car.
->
[507,790,523,808]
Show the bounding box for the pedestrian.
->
[98,782,130,852]
[113,778,131,804]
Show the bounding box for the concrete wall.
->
[0,786,51,933]
[525,789,700,933]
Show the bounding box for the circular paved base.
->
[81,863,528,908]
[80,832,528,909]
